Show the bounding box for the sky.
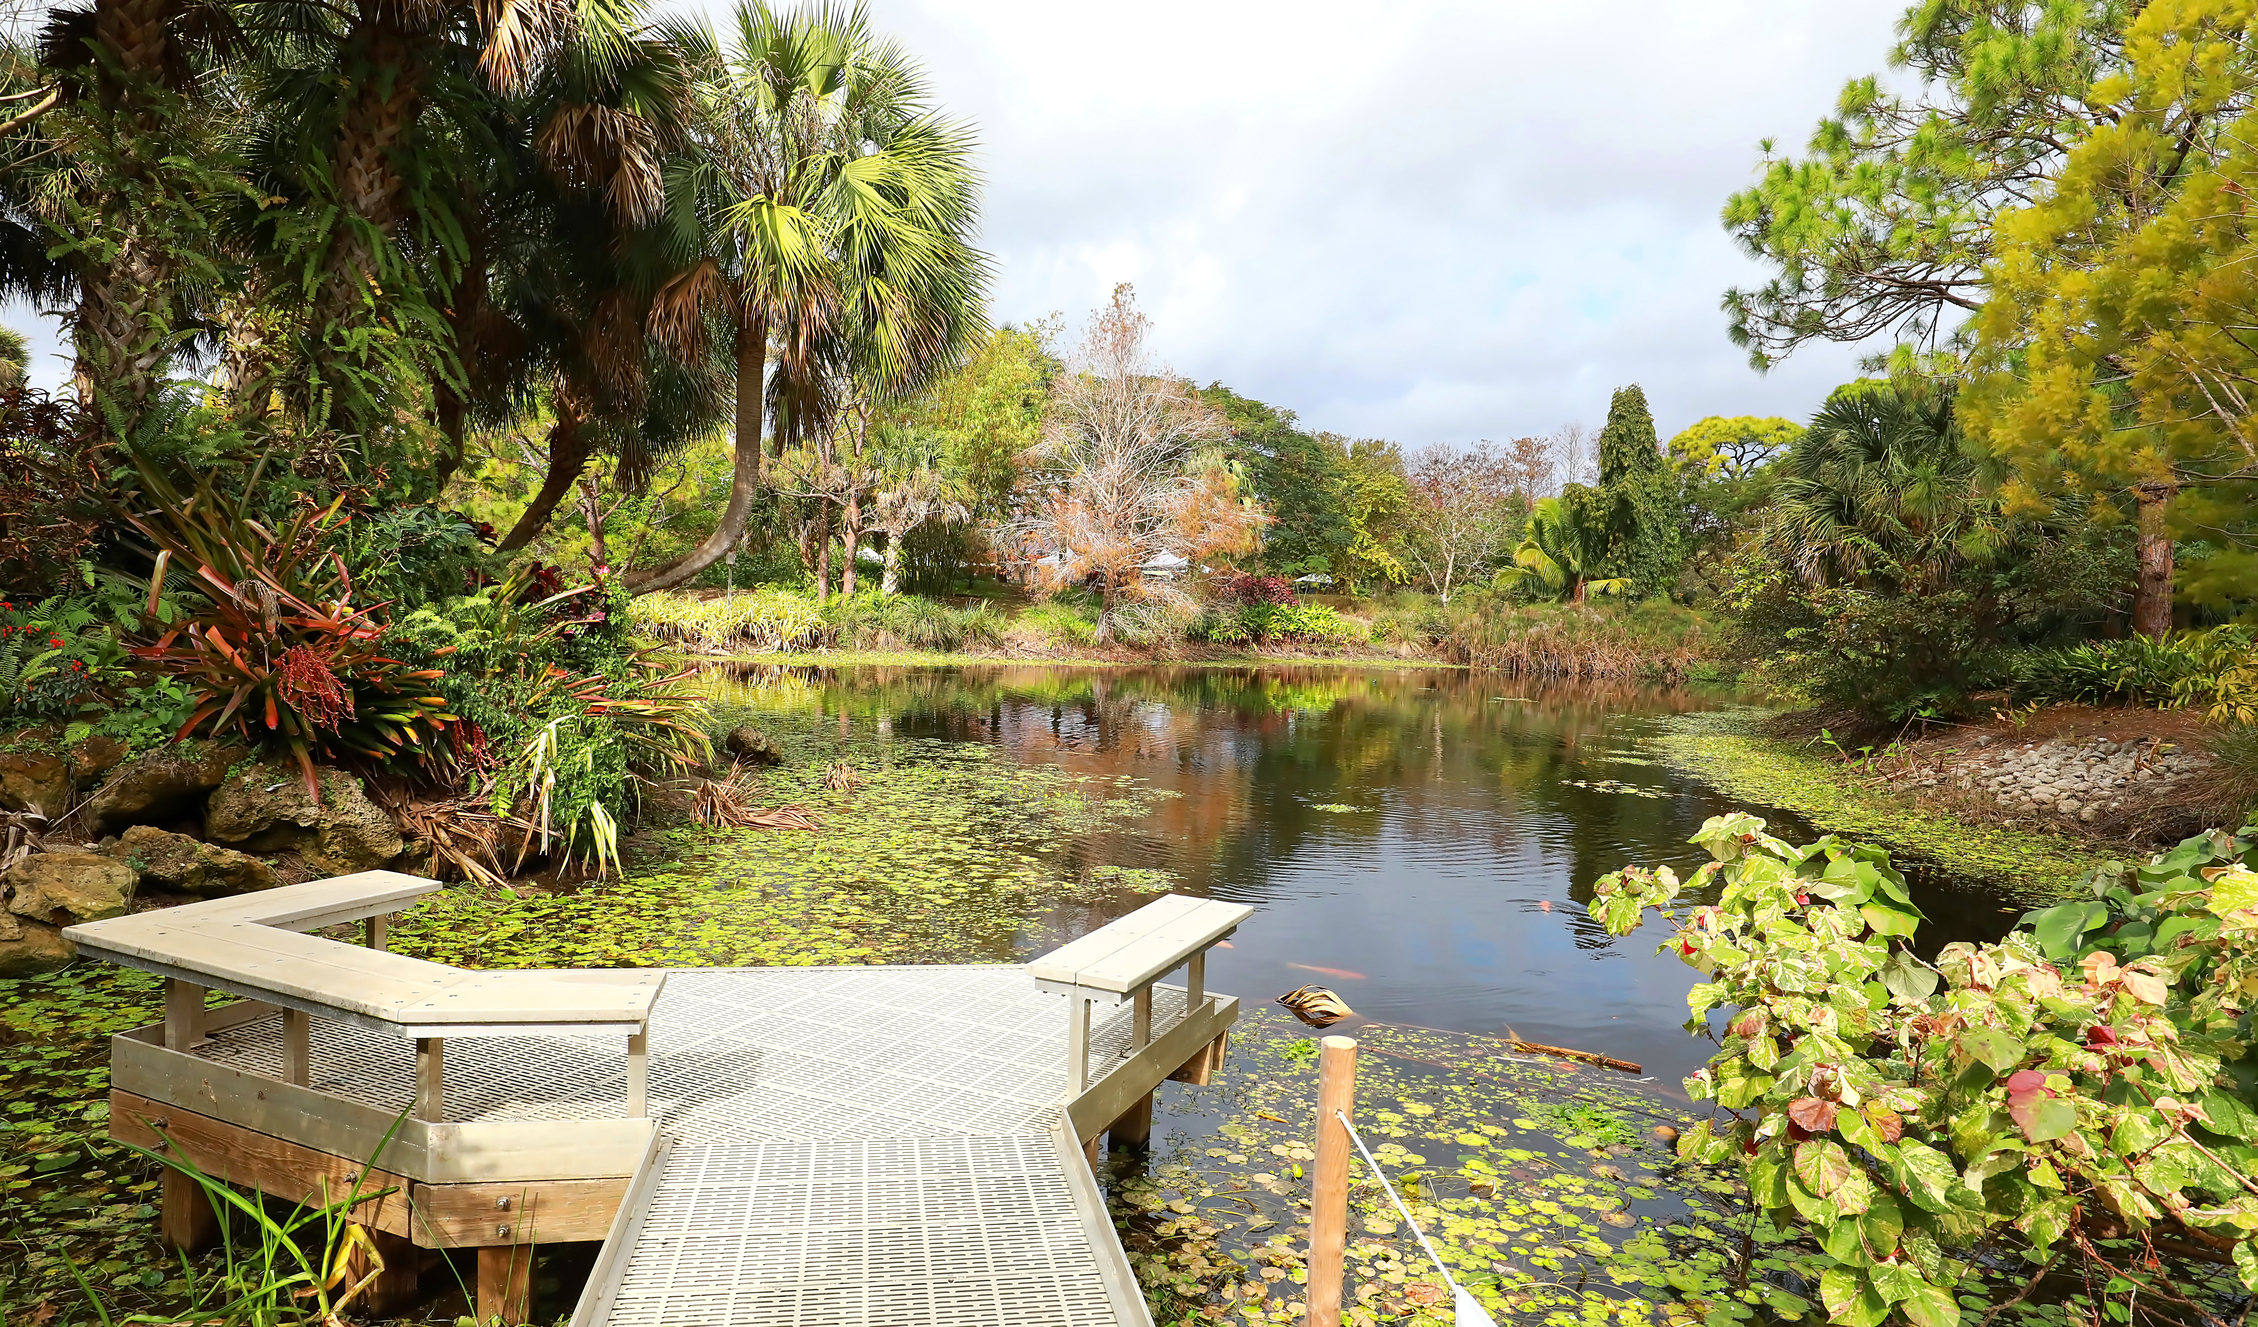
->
[822,0,1908,446]
[14,0,1912,447]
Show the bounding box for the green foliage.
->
[1434,595,1716,681]
[1016,599,1100,647]
[1202,384,1358,579]
[1728,380,2131,723]
[393,568,708,874]
[1495,495,1629,603]
[1721,3,2123,368]
[0,593,135,725]
[124,466,457,786]
[1594,813,2258,1327]
[1592,386,1687,597]
[1667,417,1802,482]
[2007,628,2257,708]
[344,505,491,612]
[630,588,1006,654]
[1194,601,1365,646]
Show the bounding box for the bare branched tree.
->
[1002,284,1262,641]
[1551,422,1595,488]
[1401,441,1521,601]
[1505,434,1553,502]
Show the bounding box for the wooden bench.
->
[1029,893,1250,1153]
[62,871,664,1323]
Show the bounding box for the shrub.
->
[1594,814,2258,1327]
[123,466,455,790]
[1017,599,1099,647]
[631,588,833,653]
[2006,627,2256,708]
[1213,572,1297,606]
[0,593,134,724]
[346,505,492,611]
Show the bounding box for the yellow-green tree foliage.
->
[883,324,1056,522]
[1970,0,2258,608]
[1666,416,1803,480]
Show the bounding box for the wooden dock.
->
[62,873,1246,1327]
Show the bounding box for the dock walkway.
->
[64,875,1246,1327]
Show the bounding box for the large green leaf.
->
[1882,950,1940,1002]
[1899,1279,1962,1327]
[1956,1027,2024,1075]
[2028,900,2108,959]
[1861,903,1921,938]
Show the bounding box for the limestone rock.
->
[205,763,403,875]
[87,743,244,833]
[723,726,784,767]
[0,747,71,820]
[108,825,278,896]
[68,733,128,786]
[6,852,136,925]
[0,919,73,977]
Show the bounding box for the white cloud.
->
[14,0,1912,445]
[844,0,1908,443]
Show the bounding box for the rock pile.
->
[1955,736,2206,823]
[0,739,408,978]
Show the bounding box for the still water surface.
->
[710,663,2020,1088]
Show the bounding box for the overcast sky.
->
[833,0,1908,446]
[16,0,1911,447]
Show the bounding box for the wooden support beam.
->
[365,913,389,951]
[1108,1093,1152,1152]
[1168,1031,1228,1087]
[160,1169,219,1253]
[415,1039,444,1122]
[113,1091,415,1239]
[409,1178,628,1246]
[347,1225,418,1316]
[477,1244,532,1326]
[1132,987,1152,1051]
[625,1032,647,1118]
[282,1008,311,1087]
[164,979,205,1050]
[1187,950,1205,1012]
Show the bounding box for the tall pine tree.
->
[1593,384,1686,597]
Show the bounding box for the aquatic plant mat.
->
[1126,1010,2248,1327]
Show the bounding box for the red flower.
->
[1680,940,1696,956]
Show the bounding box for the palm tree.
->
[627,0,987,593]
[1494,495,1627,602]
[1758,381,2006,588]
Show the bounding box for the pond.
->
[697,662,2025,1089]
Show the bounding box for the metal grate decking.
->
[185,964,1179,1326]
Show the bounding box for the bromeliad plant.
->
[121,460,455,789]
[1592,814,2258,1327]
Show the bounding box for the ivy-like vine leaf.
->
[1898,1277,1962,1327]
[1958,1027,2024,1075]
[1861,902,1921,938]
[1788,1097,1839,1134]
[1882,950,1940,1002]
[2028,900,2109,958]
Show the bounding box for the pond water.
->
[700,663,2024,1089]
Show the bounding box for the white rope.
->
[1336,1109,1501,1325]
[1335,1109,1457,1291]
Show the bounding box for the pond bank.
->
[1648,709,2117,898]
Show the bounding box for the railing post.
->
[1306,1035,1358,1327]
[163,978,204,1050]
[365,913,389,951]
[1187,949,1206,1012]
[1065,991,1090,1094]
[283,1008,311,1086]
[626,1031,648,1117]
[415,1038,445,1122]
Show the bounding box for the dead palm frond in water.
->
[1277,985,1355,1028]
[371,785,534,888]
[684,762,819,830]
[1,810,46,871]
[822,760,864,792]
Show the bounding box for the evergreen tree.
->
[1592,384,1686,596]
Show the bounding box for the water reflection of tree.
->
[701,663,1729,955]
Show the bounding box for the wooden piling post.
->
[158,983,219,1251]
[348,1226,418,1316]
[282,1008,311,1087]
[476,1244,531,1326]
[1306,1035,1357,1327]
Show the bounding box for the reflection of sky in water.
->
[716,663,2020,1090]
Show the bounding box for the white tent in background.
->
[1294,573,1335,586]
[1141,550,1189,580]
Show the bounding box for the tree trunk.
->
[815,506,832,598]
[627,313,767,593]
[580,471,607,571]
[881,536,901,595]
[73,0,180,431]
[433,386,468,491]
[839,493,862,597]
[2133,482,2176,641]
[497,412,591,553]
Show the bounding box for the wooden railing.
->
[1029,894,1250,1152]
[64,871,664,1123]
